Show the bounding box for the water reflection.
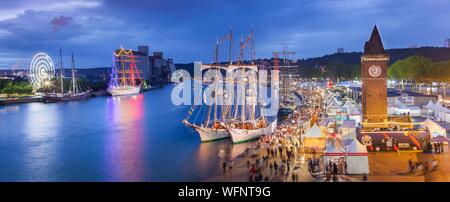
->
[0,105,19,113]
[23,103,60,181]
[196,139,254,179]
[105,95,146,181]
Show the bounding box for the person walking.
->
[363,173,368,181]
[333,162,338,176]
[408,159,414,173]
[229,160,234,173]
[222,161,227,175]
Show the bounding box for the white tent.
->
[349,108,362,125]
[409,106,421,117]
[433,102,448,121]
[345,138,369,174]
[438,108,450,122]
[424,100,435,109]
[304,123,323,138]
[396,100,409,115]
[324,136,345,163]
[326,98,341,117]
[342,101,354,114]
[423,118,447,137]
[422,100,435,117]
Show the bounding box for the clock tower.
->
[361,25,389,124]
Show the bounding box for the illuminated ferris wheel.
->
[29,52,55,90]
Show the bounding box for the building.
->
[446,39,450,48]
[336,48,344,53]
[361,25,389,124]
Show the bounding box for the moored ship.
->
[43,50,92,103]
[183,29,234,142]
[107,47,142,96]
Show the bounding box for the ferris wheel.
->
[29,52,55,90]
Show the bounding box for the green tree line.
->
[0,79,33,95]
[388,55,450,96]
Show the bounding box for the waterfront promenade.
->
[207,85,450,182]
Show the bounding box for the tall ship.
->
[182,84,231,142]
[222,64,277,144]
[184,29,277,143]
[183,29,233,142]
[108,47,142,96]
[223,29,277,143]
[43,49,91,103]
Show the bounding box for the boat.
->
[43,50,91,103]
[183,72,233,142]
[107,85,140,96]
[225,118,277,144]
[183,30,234,142]
[224,31,278,144]
[183,82,233,142]
[107,47,142,96]
[222,65,277,143]
[222,29,277,144]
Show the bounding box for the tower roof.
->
[364,25,385,54]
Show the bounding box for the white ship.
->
[107,85,140,96]
[183,76,232,142]
[223,68,278,143]
[223,29,277,144]
[225,119,277,144]
[183,119,229,142]
[183,29,234,142]
[108,47,143,96]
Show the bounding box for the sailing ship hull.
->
[195,128,230,142]
[43,91,92,103]
[183,119,230,142]
[107,86,140,96]
[228,119,277,144]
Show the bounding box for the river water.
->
[0,85,253,181]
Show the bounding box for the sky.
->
[0,0,449,69]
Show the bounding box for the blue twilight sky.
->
[0,0,449,69]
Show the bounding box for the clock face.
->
[368,65,382,77]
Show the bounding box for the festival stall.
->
[349,108,362,125]
[324,134,345,164]
[422,100,435,117]
[303,123,326,151]
[345,138,369,174]
[423,118,447,138]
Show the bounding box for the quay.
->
[207,82,450,182]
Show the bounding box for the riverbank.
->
[0,96,43,105]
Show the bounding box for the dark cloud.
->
[50,16,73,31]
[0,0,450,69]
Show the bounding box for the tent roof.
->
[396,100,408,109]
[424,100,435,109]
[304,123,323,138]
[350,108,361,115]
[325,137,345,155]
[434,102,445,111]
[345,138,368,154]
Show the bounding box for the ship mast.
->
[59,47,64,94]
[71,53,77,94]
